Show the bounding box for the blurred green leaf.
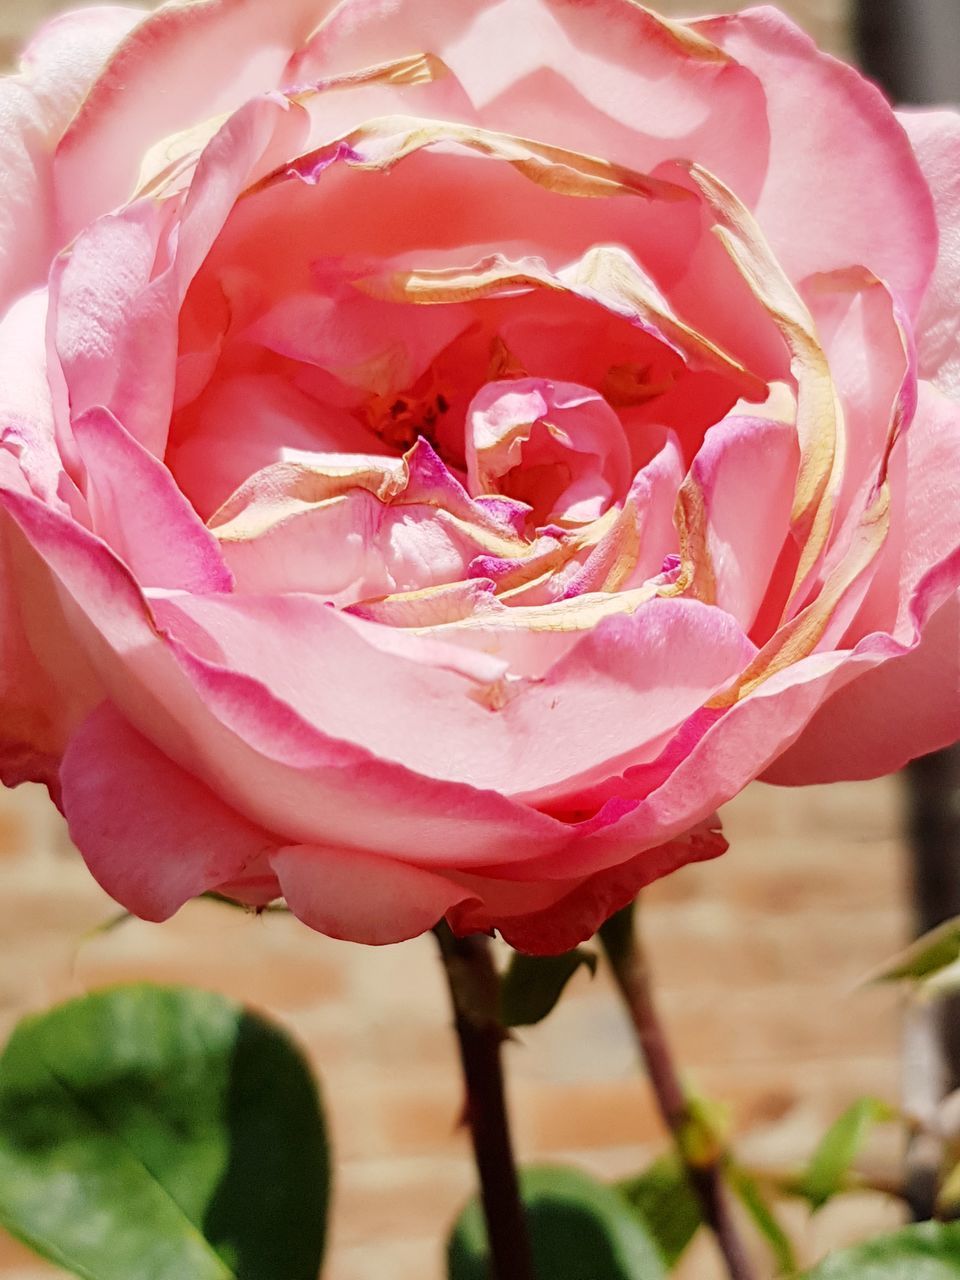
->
[916,960,960,999]
[499,950,597,1028]
[868,918,960,986]
[680,1089,731,1167]
[798,1221,960,1278]
[729,1167,797,1275]
[616,1153,700,1266]
[938,1160,960,1219]
[82,908,134,939]
[0,984,329,1280]
[794,1098,895,1211]
[448,1164,666,1280]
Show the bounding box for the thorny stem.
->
[599,903,759,1280]
[434,923,536,1280]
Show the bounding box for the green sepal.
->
[499,949,597,1028]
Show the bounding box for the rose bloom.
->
[0,0,958,953]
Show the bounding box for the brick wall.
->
[0,2,911,1278]
[0,779,910,1280]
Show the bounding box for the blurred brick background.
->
[0,1,915,1278]
[0,780,909,1280]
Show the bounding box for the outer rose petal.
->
[60,690,725,950]
[0,6,143,309]
[898,109,960,398]
[0,291,65,507]
[512,638,920,882]
[152,590,756,803]
[272,845,477,946]
[694,6,937,316]
[0,485,573,868]
[18,8,146,135]
[767,377,960,781]
[60,694,724,952]
[53,0,322,241]
[451,819,727,955]
[763,589,960,784]
[0,471,101,789]
[852,380,960,641]
[61,702,276,920]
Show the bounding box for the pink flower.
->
[1,0,958,953]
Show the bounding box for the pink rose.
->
[1,0,958,953]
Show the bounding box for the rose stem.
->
[598,903,758,1280]
[434,922,536,1280]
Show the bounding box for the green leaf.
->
[499,950,597,1028]
[795,1098,894,1211]
[679,1088,731,1166]
[80,909,134,940]
[616,1153,700,1266]
[0,984,329,1280]
[868,918,960,986]
[448,1165,667,1280]
[938,1160,960,1219]
[799,1221,960,1278]
[728,1167,797,1275]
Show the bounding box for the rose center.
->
[465,377,632,528]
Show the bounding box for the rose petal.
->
[763,589,960,784]
[471,819,727,954]
[0,290,67,509]
[53,0,320,241]
[154,588,755,804]
[73,406,233,592]
[50,198,177,460]
[679,415,798,630]
[53,95,310,461]
[802,268,915,543]
[169,372,376,519]
[466,377,632,525]
[898,109,960,398]
[302,0,769,202]
[0,6,143,308]
[272,844,477,946]
[19,7,145,136]
[0,485,571,867]
[851,379,960,641]
[61,701,275,920]
[0,469,101,789]
[694,7,937,316]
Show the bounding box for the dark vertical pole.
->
[905,749,960,1090]
[856,1,960,106]
[856,0,960,1216]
